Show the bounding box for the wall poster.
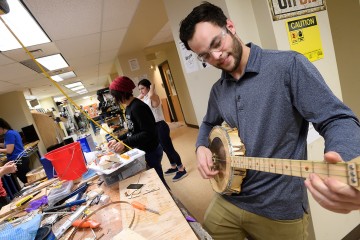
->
[268,0,326,21]
[286,15,324,62]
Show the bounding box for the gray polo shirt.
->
[196,43,360,220]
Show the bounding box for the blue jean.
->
[145,144,169,189]
[156,120,183,168]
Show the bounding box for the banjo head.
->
[209,126,246,195]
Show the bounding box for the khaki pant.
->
[203,194,309,240]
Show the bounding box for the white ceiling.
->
[0,0,173,101]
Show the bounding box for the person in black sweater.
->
[107,76,169,189]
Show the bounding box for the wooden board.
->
[26,166,46,183]
[113,228,148,240]
[118,169,198,240]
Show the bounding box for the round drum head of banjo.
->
[209,135,228,193]
[209,126,246,194]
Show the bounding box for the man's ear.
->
[226,19,236,35]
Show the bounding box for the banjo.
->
[208,126,360,195]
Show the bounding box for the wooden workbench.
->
[116,168,199,240]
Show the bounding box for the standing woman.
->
[107,76,169,189]
[138,79,188,182]
[0,118,30,184]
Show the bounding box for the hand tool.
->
[131,201,160,215]
[53,182,88,206]
[54,190,104,239]
[54,203,88,239]
[43,199,86,212]
[15,190,41,207]
[72,219,100,228]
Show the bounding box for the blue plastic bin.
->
[77,135,96,153]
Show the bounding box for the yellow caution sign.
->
[286,15,324,62]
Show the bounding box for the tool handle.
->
[72,219,100,228]
[15,195,32,207]
[43,199,86,212]
[131,201,146,211]
[54,182,88,206]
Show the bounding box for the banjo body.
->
[209,126,246,195]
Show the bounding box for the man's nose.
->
[210,51,223,59]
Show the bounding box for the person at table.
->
[0,161,17,209]
[0,118,30,184]
[107,76,169,189]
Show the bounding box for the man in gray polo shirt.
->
[179,2,360,240]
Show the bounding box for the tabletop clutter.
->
[0,137,147,240]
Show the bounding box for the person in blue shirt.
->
[0,118,30,184]
[179,2,360,240]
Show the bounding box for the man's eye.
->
[213,40,222,49]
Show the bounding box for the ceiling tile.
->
[101,29,127,52]
[0,62,38,81]
[24,0,102,41]
[55,34,101,59]
[100,49,118,63]
[102,0,140,31]
[0,53,15,65]
[67,53,100,70]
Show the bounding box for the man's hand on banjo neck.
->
[196,146,219,179]
[305,151,360,213]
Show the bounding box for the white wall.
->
[39,97,58,115]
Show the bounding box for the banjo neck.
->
[230,156,360,190]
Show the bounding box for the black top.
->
[120,98,159,152]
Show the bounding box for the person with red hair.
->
[108,76,169,189]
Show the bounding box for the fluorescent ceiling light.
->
[77,89,88,94]
[71,86,85,91]
[0,0,50,51]
[65,81,83,89]
[36,54,68,71]
[51,71,76,82]
[83,96,90,99]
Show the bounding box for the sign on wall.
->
[286,15,324,62]
[268,0,326,21]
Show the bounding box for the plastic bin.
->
[101,155,146,186]
[40,157,57,179]
[77,135,96,153]
[47,180,73,206]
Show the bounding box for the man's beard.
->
[216,34,242,73]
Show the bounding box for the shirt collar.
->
[221,42,261,82]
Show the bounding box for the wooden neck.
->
[229,156,360,190]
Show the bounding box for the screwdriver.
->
[131,201,160,215]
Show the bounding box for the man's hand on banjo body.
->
[305,151,360,213]
[196,146,219,179]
